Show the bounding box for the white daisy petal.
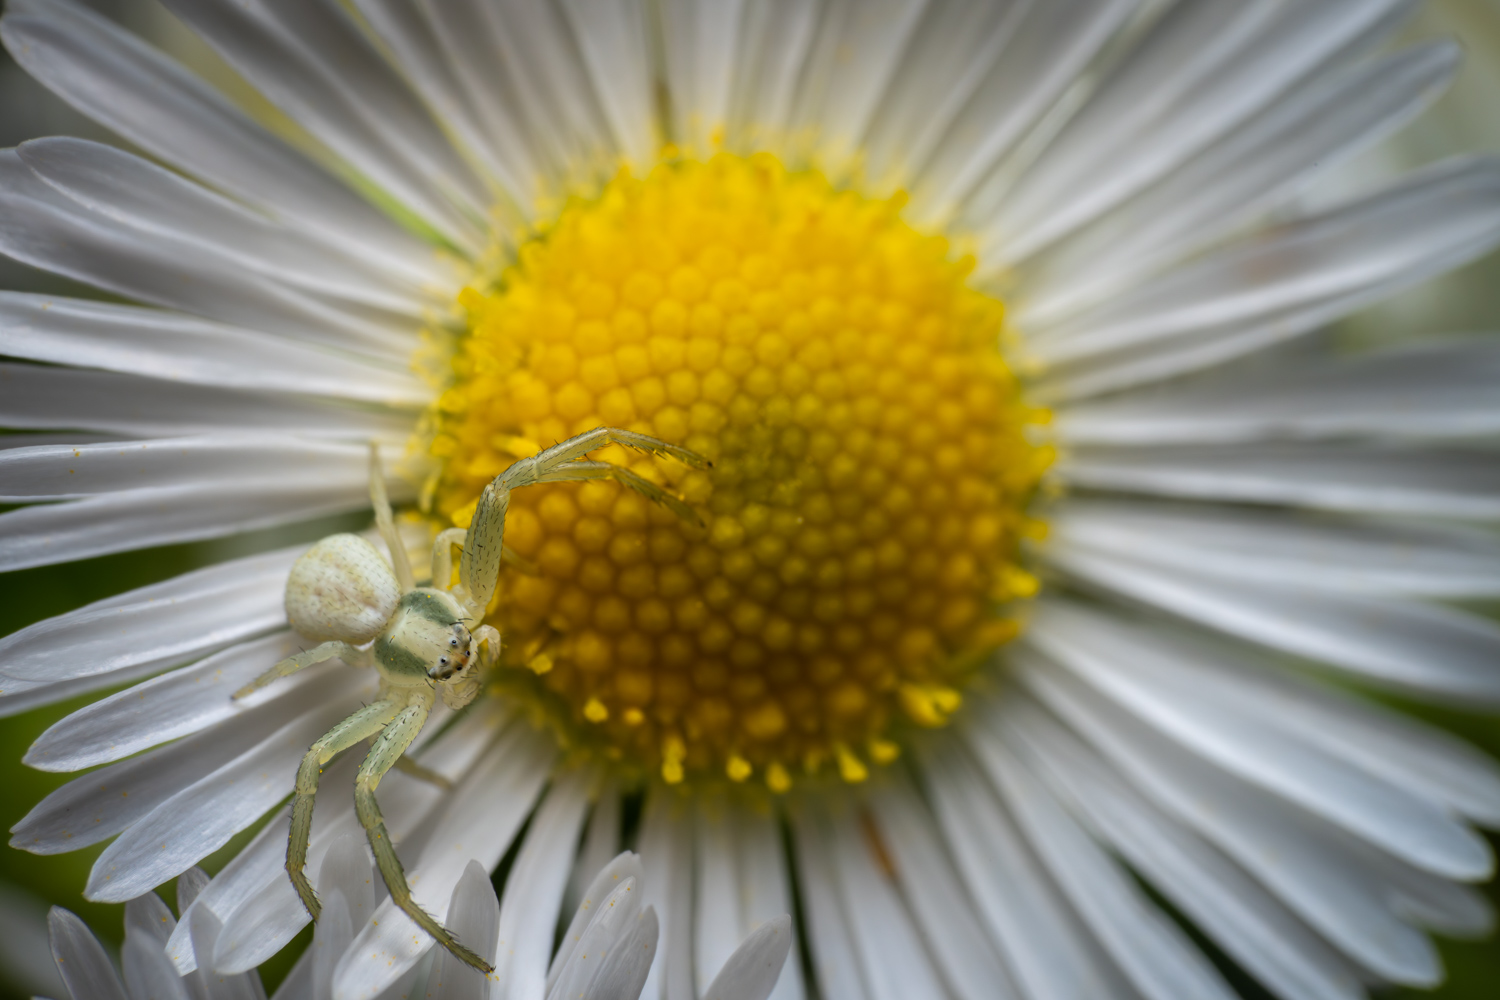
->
[563,784,623,921]
[184,706,501,976]
[10,673,342,857]
[724,0,820,144]
[0,544,293,692]
[637,788,695,1000]
[695,797,748,995]
[25,632,312,772]
[865,777,1021,1000]
[0,0,439,280]
[786,0,926,174]
[48,907,129,1000]
[660,0,745,156]
[1010,38,1458,305]
[702,914,794,1000]
[986,0,1419,266]
[1000,695,1367,1000]
[1028,598,1500,826]
[917,736,1136,1000]
[909,0,1139,227]
[1057,442,1500,519]
[0,294,427,401]
[84,673,371,902]
[557,0,657,169]
[1055,334,1500,445]
[548,874,644,1000]
[788,806,870,1000]
[551,850,646,994]
[579,904,659,1000]
[122,894,194,1000]
[1031,156,1500,398]
[1020,655,1451,984]
[859,0,1030,193]
[333,723,558,999]
[1047,539,1500,702]
[1048,499,1500,597]
[819,803,949,1000]
[733,806,804,1000]
[425,860,501,1000]
[186,890,268,1000]
[0,364,412,441]
[479,770,592,1000]
[0,152,411,357]
[16,137,439,313]
[964,720,1239,1000]
[153,0,487,248]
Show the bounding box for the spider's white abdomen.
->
[285,534,399,643]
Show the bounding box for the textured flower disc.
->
[431,152,1050,788]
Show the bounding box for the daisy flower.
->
[4,1,1500,999]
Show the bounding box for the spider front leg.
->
[457,427,708,618]
[438,623,496,711]
[286,698,401,919]
[233,641,371,700]
[354,688,492,972]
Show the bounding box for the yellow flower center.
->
[429,152,1047,791]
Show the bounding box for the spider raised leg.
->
[234,429,705,973]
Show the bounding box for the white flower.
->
[3,2,1500,1000]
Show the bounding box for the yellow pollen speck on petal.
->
[428,151,1046,787]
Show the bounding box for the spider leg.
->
[287,698,401,920]
[530,426,710,470]
[233,641,369,700]
[430,526,534,595]
[369,442,416,592]
[355,690,493,973]
[392,754,453,790]
[535,460,704,527]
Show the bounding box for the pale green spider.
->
[234,427,707,972]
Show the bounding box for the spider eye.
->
[438,656,449,666]
[450,637,459,647]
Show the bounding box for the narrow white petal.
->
[0,543,292,691]
[1055,334,1500,444]
[988,0,1420,266]
[1047,542,1500,702]
[85,674,373,902]
[17,137,439,312]
[331,725,558,999]
[11,671,350,855]
[695,798,747,996]
[425,861,501,1000]
[0,293,427,403]
[967,721,1251,1000]
[557,0,657,169]
[660,0,746,156]
[703,914,794,1000]
[562,785,623,925]
[1031,157,1500,398]
[547,875,643,1000]
[186,893,267,1000]
[550,851,645,994]
[1001,696,1368,1000]
[481,771,592,1000]
[1010,38,1457,301]
[201,706,505,975]
[724,0,819,145]
[1021,656,1447,984]
[785,0,926,174]
[733,806,804,1000]
[0,364,414,441]
[859,0,1029,193]
[866,778,1021,1000]
[48,907,127,1000]
[123,928,194,1000]
[637,788,695,1000]
[1056,442,1500,519]
[1048,499,1500,597]
[0,151,411,358]
[26,632,310,771]
[1029,598,1500,826]
[822,804,948,1000]
[909,0,1139,226]
[0,0,441,280]
[788,808,869,1000]
[154,0,488,248]
[918,737,1137,1000]
[577,905,658,1000]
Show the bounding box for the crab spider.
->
[233,428,707,973]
